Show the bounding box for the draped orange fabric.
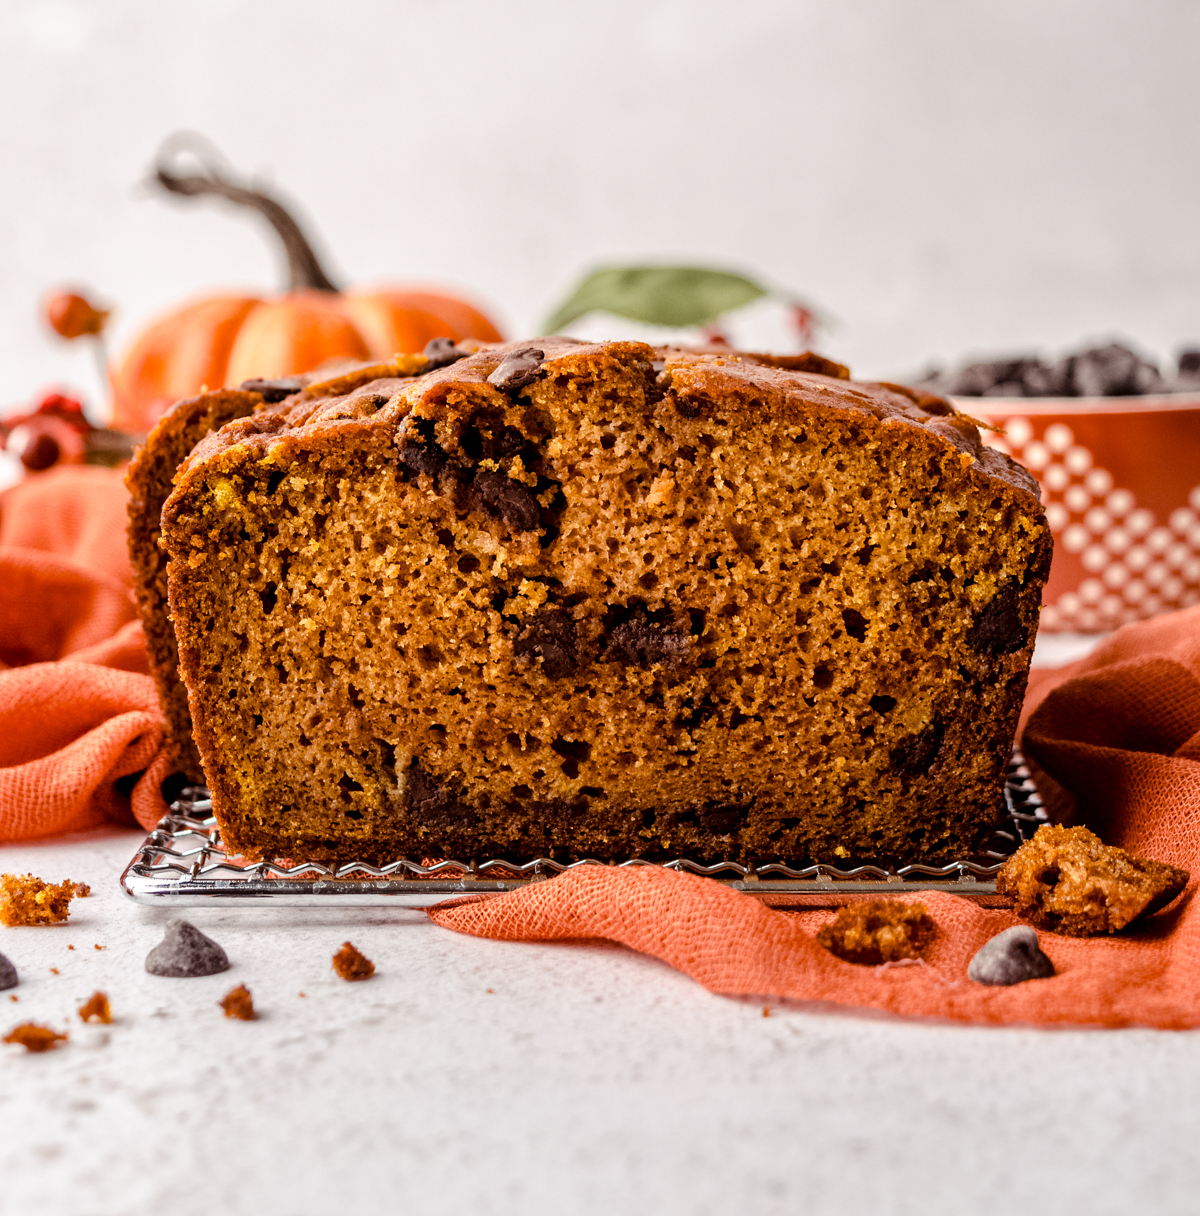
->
[430,610,1200,1029]
[0,466,171,840]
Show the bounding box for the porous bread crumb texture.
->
[78,991,112,1024]
[996,823,1190,936]
[129,362,428,780]
[127,389,266,780]
[332,941,375,981]
[162,339,1050,868]
[816,899,937,965]
[0,874,77,926]
[219,984,255,1020]
[3,1022,67,1052]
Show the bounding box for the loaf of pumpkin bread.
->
[154,338,1050,866]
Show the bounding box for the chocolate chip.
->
[890,719,944,776]
[423,337,468,370]
[487,347,545,391]
[967,584,1026,655]
[695,801,751,836]
[239,377,303,403]
[472,469,541,531]
[145,921,231,977]
[406,759,477,829]
[398,443,447,479]
[514,608,579,679]
[0,951,17,991]
[967,925,1055,986]
[606,618,692,668]
[496,426,531,459]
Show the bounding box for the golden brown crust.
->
[996,824,1189,936]
[160,339,1049,866]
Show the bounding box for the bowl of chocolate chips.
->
[917,342,1200,634]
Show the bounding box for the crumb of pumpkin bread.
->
[160,338,1050,868]
[816,900,937,965]
[3,1022,68,1052]
[78,992,112,1024]
[219,983,256,1020]
[332,941,375,981]
[996,823,1189,937]
[73,882,90,898]
[127,359,427,780]
[0,874,78,927]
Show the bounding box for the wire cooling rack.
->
[120,753,1046,907]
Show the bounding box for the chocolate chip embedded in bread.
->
[695,800,751,836]
[968,584,1026,655]
[513,608,579,679]
[239,377,304,403]
[472,469,541,531]
[968,926,1055,986]
[605,610,692,668]
[406,759,478,829]
[398,442,447,479]
[487,347,545,391]
[423,337,469,371]
[890,719,944,776]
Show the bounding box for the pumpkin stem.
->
[150,133,341,294]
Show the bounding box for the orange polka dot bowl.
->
[964,393,1200,634]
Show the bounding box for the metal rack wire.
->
[120,752,1046,907]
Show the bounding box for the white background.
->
[1,0,1198,415]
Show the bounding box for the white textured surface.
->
[2,830,1199,1215]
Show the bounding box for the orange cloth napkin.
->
[430,609,1200,1029]
[0,466,171,841]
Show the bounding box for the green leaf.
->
[541,265,768,334]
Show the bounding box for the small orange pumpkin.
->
[112,139,503,432]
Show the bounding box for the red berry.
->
[45,291,109,340]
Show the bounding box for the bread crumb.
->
[9,994,18,1002]
[0,874,79,927]
[49,968,59,975]
[332,941,375,982]
[817,900,937,965]
[3,1022,67,1052]
[219,984,255,1020]
[67,945,75,951]
[73,883,91,898]
[94,944,106,951]
[298,992,307,998]
[996,824,1190,936]
[762,1006,771,1017]
[78,992,111,1024]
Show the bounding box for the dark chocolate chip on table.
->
[487,347,545,391]
[145,920,231,977]
[423,337,469,370]
[0,951,17,991]
[968,925,1055,986]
